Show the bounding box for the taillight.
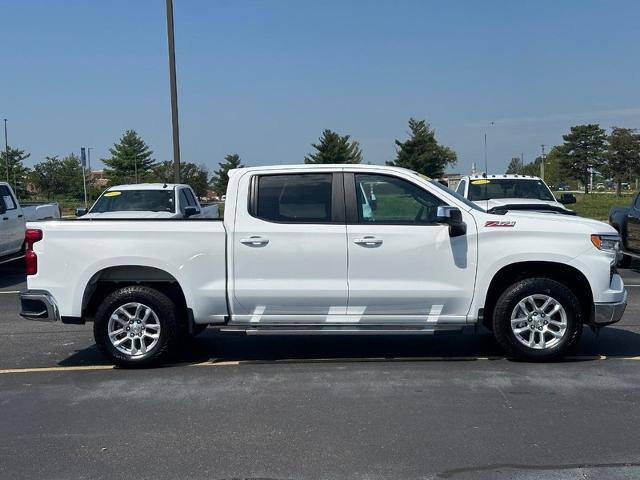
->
[25,228,43,275]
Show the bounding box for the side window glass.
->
[456,180,466,196]
[179,189,190,213]
[0,185,16,210]
[185,189,198,207]
[354,174,445,224]
[255,174,333,223]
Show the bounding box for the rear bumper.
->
[20,290,60,322]
[592,290,628,326]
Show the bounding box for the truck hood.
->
[473,198,569,211]
[82,211,177,219]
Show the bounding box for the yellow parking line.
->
[0,365,115,374]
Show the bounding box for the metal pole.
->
[87,147,92,170]
[540,144,545,181]
[166,0,181,183]
[4,119,9,183]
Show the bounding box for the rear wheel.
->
[94,286,181,367]
[492,278,582,361]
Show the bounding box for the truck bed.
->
[26,219,228,323]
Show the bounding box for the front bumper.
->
[20,290,60,322]
[592,290,628,326]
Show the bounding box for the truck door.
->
[343,172,477,325]
[230,171,348,323]
[0,184,24,255]
[626,194,640,251]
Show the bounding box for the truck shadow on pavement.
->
[58,325,640,367]
[0,260,25,289]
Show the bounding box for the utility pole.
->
[87,147,93,170]
[4,119,8,183]
[166,0,181,183]
[540,144,546,181]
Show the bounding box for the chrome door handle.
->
[240,236,269,246]
[354,236,383,247]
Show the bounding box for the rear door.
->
[344,172,477,324]
[230,170,349,323]
[0,185,24,255]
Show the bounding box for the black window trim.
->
[344,172,449,226]
[248,172,346,225]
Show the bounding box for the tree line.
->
[506,124,640,195]
[1,118,456,201]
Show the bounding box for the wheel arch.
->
[81,265,189,322]
[482,261,593,330]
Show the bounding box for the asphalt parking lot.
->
[2,260,640,479]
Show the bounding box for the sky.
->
[2,0,640,175]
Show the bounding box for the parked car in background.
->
[76,183,219,219]
[21,164,625,366]
[609,192,640,267]
[456,174,576,214]
[0,182,60,262]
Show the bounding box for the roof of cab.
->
[106,183,189,191]
[463,174,542,181]
[228,164,424,177]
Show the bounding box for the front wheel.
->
[94,286,181,367]
[492,278,582,361]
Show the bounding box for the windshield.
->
[467,179,555,202]
[90,190,175,213]
[428,179,486,212]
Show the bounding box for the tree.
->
[520,147,562,188]
[211,154,243,196]
[0,146,31,199]
[506,157,523,174]
[152,161,210,198]
[30,154,87,200]
[387,118,456,178]
[558,124,607,193]
[602,127,640,196]
[304,129,363,164]
[102,130,155,185]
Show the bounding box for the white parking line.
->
[0,290,20,294]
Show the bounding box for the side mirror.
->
[75,207,88,217]
[436,206,466,237]
[184,206,200,218]
[558,193,576,205]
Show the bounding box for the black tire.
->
[617,254,633,269]
[492,277,582,361]
[94,286,181,367]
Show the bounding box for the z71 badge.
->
[485,220,516,227]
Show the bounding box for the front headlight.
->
[591,234,620,253]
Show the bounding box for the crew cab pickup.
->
[609,192,640,267]
[20,165,626,366]
[456,174,576,214]
[76,183,219,219]
[0,182,60,263]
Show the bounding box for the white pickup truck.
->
[20,165,626,366]
[76,183,219,219]
[0,182,60,263]
[455,174,577,214]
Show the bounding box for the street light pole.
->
[540,144,546,181]
[4,119,8,183]
[166,0,181,184]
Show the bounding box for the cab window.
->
[354,174,445,224]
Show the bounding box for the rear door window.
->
[254,174,334,223]
[0,185,16,210]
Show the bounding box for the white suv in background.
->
[455,174,576,214]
